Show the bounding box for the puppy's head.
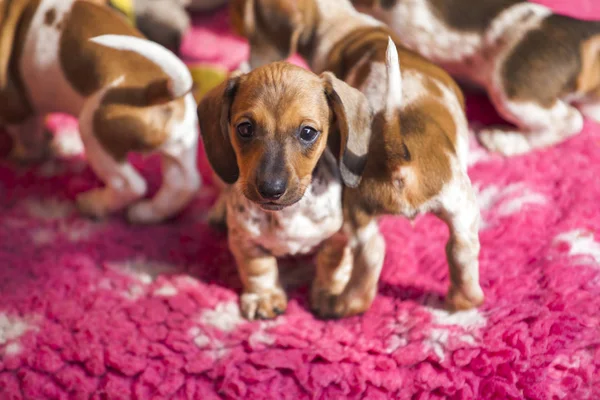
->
[198,62,372,211]
[229,0,317,68]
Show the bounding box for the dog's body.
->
[228,0,483,318]
[198,62,373,320]
[0,0,200,223]
[354,0,600,156]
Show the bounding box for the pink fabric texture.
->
[1,1,600,399]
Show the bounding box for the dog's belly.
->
[19,0,85,116]
[228,155,344,258]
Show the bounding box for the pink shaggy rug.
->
[1,1,600,399]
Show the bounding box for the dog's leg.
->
[310,231,353,317]
[478,95,583,156]
[127,141,201,224]
[207,189,229,229]
[437,172,484,310]
[315,217,385,319]
[5,115,51,163]
[229,230,287,320]
[76,104,147,219]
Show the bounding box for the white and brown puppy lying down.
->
[198,62,373,320]
[0,0,200,223]
[227,0,484,318]
[353,0,600,156]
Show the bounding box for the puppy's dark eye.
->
[299,127,319,143]
[237,122,254,139]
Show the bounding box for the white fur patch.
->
[227,153,344,257]
[310,0,384,73]
[385,38,403,114]
[89,35,193,97]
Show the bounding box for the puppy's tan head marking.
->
[198,62,372,210]
[230,0,317,68]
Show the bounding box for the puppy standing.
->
[230,0,484,317]
[198,62,373,320]
[353,0,600,156]
[0,0,200,223]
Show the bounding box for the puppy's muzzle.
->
[257,175,287,200]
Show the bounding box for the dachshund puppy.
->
[353,0,600,156]
[0,0,200,223]
[198,62,373,320]
[229,0,484,318]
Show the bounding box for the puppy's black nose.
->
[257,178,287,200]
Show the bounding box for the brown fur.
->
[428,0,524,33]
[502,14,600,106]
[56,1,185,160]
[230,0,318,65]
[1,0,188,161]
[229,0,479,318]
[198,62,372,206]
[0,0,35,124]
[578,34,600,95]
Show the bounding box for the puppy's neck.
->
[307,0,384,73]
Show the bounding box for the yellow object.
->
[109,0,136,27]
[188,65,228,103]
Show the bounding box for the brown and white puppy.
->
[353,0,600,156]
[0,0,200,223]
[198,61,373,320]
[230,0,484,318]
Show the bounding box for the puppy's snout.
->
[257,176,287,200]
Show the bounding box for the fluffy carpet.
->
[1,1,600,399]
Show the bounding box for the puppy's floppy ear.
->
[0,0,29,89]
[198,75,241,184]
[322,72,373,188]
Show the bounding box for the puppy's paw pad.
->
[76,190,109,219]
[240,289,287,320]
[446,284,484,311]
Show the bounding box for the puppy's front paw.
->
[477,127,531,156]
[446,283,484,311]
[127,201,164,225]
[311,285,375,319]
[240,289,287,320]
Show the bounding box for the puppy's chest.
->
[229,158,344,258]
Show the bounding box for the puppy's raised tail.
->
[89,34,193,105]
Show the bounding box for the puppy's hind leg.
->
[76,99,147,219]
[436,172,484,310]
[478,95,583,156]
[6,115,51,163]
[127,96,201,224]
